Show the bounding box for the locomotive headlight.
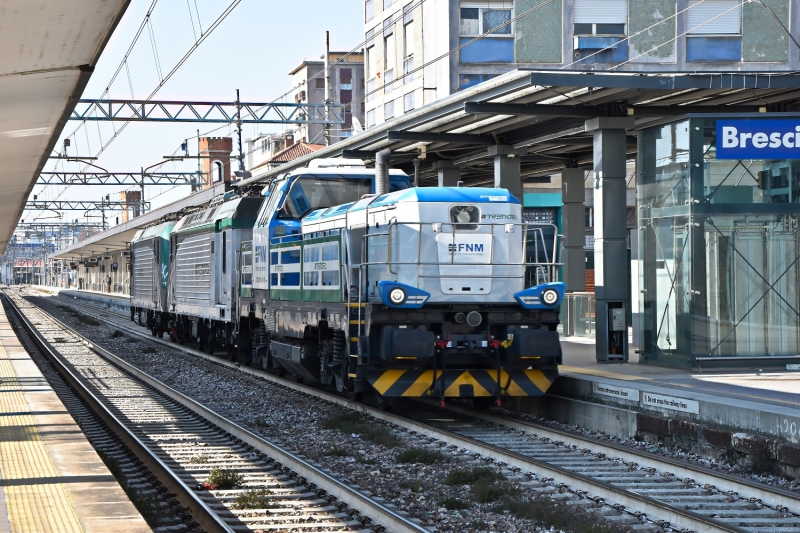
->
[542,289,559,306]
[389,287,406,305]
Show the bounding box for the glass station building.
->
[638,114,800,369]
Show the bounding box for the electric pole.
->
[324,31,331,147]
[236,89,245,173]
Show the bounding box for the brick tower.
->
[119,190,141,222]
[199,137,233,189]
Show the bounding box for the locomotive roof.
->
[131,221,176,244]
[173,196,264,235]
[304,187,519,222]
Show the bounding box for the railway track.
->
[29,288,800,533]
[3,289,429,533]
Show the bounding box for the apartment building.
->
[364,0,799,127]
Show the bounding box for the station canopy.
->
[238,69,800,188]
[52,68,800,260]
[0,0,129,255]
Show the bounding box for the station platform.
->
[538,338,800,457]
[32,286,130,315]
[0,292,149,532]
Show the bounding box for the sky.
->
[29,0,363,226]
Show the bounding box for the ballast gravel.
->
[35,295,638,533]
[498,410,800,493]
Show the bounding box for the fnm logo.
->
[448,243,484,253]
[254,245,268,264]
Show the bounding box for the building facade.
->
[289,52,366,144]
[364,0,799,127]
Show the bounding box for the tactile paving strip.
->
[0,334,83,532]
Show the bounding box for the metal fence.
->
[560,292,596,338]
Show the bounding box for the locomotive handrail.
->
[344,220,562,290]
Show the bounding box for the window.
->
[573,0,627,35]
[460,6,512,36]
[403,6,414,83]
[278,177,372,219]
[686,0,741,34]
[315,77,325,90]
[458,73,497,90]
[459,3,514,63]
[483,9,511,35]
[322,270,339,286]
[366,77,377,102]
[403,19,414,58]
[384,100,395,120]
[403,55,414,83]
[404,91,415,112]
[340,68,352,90]
[384,68,395,93]
[384,0,392,8]
[366,108,376,127]
[384,19,395,69]
[460,8,479,35]
[403,3,413,24]
[365,0,374,21]
[686,0,742,62]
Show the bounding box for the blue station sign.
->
[716,119,800,160]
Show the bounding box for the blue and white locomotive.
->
[131,157,565,407]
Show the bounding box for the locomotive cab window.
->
[450,205,480,230]
[278,176,371,219]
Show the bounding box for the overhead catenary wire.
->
[755,0,800,52]
[338,0,558,119]
[33,1,242,222]
[609,1,749,70]
[191,0,435,151]
[235,0,556,163]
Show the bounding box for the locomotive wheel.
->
[347,386,363,402]
[345,373,363,401]
[237,332,252,366]
[374,392,393,411]
[205,328,215,355]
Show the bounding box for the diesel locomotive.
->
[130,155,564,407]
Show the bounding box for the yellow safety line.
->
[559,365,655,382]
[0,345,83,533]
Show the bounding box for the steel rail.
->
[7,290,428,533]
[39,289,800,533]
[1,291,234,533]
[437,401,800,516]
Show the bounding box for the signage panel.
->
[592,382,639,402]
[716,119,800,160]
[641,391,700,414]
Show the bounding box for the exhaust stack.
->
[375,149,391,196]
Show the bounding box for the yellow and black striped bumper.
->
[367,368,558,398]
